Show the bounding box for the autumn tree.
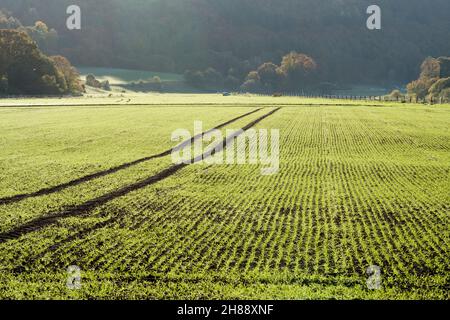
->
[51,55,83,93]
[257,62,283,90]
[278,52,318,90]
[406,56,450,100]
[241,52,318,93]
[240,71,262,92]
[428,77,450,99]
[419,57,440,79]
[406,78,435,100]
[0,29,78,95]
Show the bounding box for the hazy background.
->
[1,0,449,87]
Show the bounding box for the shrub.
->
[101,80,111,91]
[388,89,405,101]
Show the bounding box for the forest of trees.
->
[0,10,58,54]
[0,0,449,91]
[0,28,82,95]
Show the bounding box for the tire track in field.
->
[0,108,263,205]
[0,107,281,244]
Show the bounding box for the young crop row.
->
[0,106,272,271]
[0,106,259,199]
[0,104,448,299]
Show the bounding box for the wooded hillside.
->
[1,0,449,86]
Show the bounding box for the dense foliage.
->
[238,52,318,93]
[0,10,58,53]
[407,56,450,101]
[0,29,82,95]
[1,0,449,88]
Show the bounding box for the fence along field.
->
[0,101,449,299]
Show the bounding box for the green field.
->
[0,96,449,299]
